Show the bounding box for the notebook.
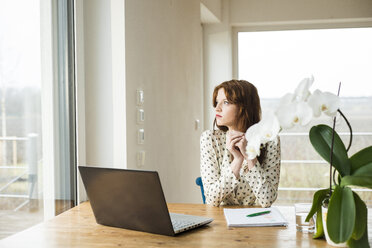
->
[78,166,213,236]
[223,207,288,227]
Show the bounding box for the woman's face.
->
[215,88,238,130]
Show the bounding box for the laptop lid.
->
[78,166,175,236]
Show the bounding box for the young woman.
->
[200,80,281,207]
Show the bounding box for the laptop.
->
[78,166,213,236]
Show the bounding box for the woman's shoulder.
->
[265,136,281,149]
[201,129,226,139]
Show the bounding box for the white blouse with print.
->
[200,129,281,207]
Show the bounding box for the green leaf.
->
[348,225,370,248]
[350,146,372,174]
[353,162,372,176]
[305,189,328,239]
[305,189,328,222]
[327,185,355,243]
[342,163,372,188]
[341,175,372,189]
[313,208,324,239]
[351,192,367,240]
[309,125,351,176]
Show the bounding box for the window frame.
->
[232,22,372,201]
[41,0,77,219]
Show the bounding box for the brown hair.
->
[212,79,261,132]
[212,79,266,163]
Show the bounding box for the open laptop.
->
[78,166,213,236]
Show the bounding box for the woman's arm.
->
[200,130,241,206]
[243,137,281,207]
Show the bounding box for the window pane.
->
[0,0,76,239]
[238,28,372,206]
[0,0,43,239]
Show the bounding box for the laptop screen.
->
[78,166,175,236]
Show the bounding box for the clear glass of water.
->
[295,203,315,233]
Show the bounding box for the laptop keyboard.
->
[169,213,213,233]
[171,218,198,230]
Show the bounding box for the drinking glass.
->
[295,203,315,233]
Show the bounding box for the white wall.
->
[201,0,222,23]
[202,0,233,130]
[75,0,87,202]
[201,0,222,21]
[125,0,203,203]
[111,0,127,169]
[230,0,372,25]
[81,0,126,171]
[83,0,114,167]
[79,0,203,203]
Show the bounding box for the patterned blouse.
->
[200,129,281,207]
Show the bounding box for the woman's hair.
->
[212,79,266,163]
[212,79,261,132]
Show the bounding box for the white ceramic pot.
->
[321,206,347,247]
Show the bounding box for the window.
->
[0,0,76,239]
[237,27,372,206]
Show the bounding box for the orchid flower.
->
[278,92,295,107]
[244,122,262,159]
[244,76,340,160]
[244,112,280,159]
[278,76,314,106]
[259,112,281,143]
[245,122,262,159]
[245,134,262,160]
[275,100,313,129]
[307,89,340,117]
[294,75,314,101]
[245,121,261,142]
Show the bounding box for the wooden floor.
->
[0,198,42,240]
[0,198,74,240]
[0,209,43,240]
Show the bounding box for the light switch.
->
[137,151,145,167]
[137,108,145,124]
[138,129,145,144]
[137,89,144,106]
[195,119,200,130]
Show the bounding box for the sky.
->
[238,28,372,98]
[0,0,41,88]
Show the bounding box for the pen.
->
[246,210,271,217]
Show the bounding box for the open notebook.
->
[224,207,288,227]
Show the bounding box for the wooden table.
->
[0,202,371,247]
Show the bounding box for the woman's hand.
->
[233,131,258,171]
[226,131,245,161]
[226,130,245,177]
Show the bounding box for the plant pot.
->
[321,206,347,247]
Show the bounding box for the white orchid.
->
[245,112,280,159]
[259,112,281,143]
[275,101,313,129]
[245,121,261,143]
[307,89,340,117]
[245,122,262,159]
[279,92,295,106]
[245,135,262,160]
[294,75,314,101]
[278,76,314,106]
[245,76,340,160]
